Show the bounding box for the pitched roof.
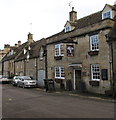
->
[74,11,102,29]
[15,38,46,62]
[107,4,116,11]
[47,11,103,40]
[47,4,116,44]
[2,42,28,62]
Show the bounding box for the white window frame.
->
[65,26,71,32]
[55,43,64,56]
[102,10,112,19]
[55,67,65,79]
[91,64,100,81]
[39,47,44,60]
[90,34,99,51]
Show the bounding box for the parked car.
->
[0,75,9,84]
[17,76,37,88]
[12,76,21,86]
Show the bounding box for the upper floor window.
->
[91,64,100,81]
[64,21,72,32]
[55,44,64,56]
[39,47,44,60]
[55,66,65,79]
[102,11,112,19]
[65,26,71,32]
[90,35,99,51]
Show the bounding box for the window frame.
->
[55,43,64,57]
[55,67,65,79]
[102,10,112,19]
[91,64,100,81]
[90,34,99,51]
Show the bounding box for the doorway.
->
[74,70,82,90]
[38,70,45,87]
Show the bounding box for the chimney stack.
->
[15,44,18,47]
[4,44,10,53]
[18,41,21,46]
[69,7,77,22]
[28,32,34,43]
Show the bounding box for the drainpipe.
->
[110,43,114,91]
[14,61,15,75]
[109,42,114,91]
[35,58,38,80]
[24,60,26,76]
[2,61,4,75]
[44,45,48,79]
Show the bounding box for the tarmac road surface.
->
[1,84,115,119]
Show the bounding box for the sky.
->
[0,0,115,49]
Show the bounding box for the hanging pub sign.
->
[101,69,108,80]
[67,45,74,57]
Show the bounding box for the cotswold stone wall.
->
[46,20,114,94]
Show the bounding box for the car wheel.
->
[17,83,20,87]
[22,84,25,88]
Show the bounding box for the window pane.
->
[61,67,65,77]
[90,35,99,51]
[60,44,64,56]
[55,44,64,56]
[103,11,111,19]
[55,67,60,77]
[91,64,100,81]
[55,67,65,79]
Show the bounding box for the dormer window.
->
[64,21,72,33]
[102,4,115,20]
[65,26,71,32]
[28,46,31,50]
[24,49,27,54]
[102,10,112,19]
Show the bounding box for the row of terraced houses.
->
[1,3,116,94]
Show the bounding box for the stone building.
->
[46,4,116,94]
[1,3,116,94]
[107,16,116,90]
[0,44,11,75]
[1,41,24,78]
[2,32,46,87]
[14,37,46,87]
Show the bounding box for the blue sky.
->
[0,0,115,49]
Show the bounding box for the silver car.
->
[12,76,21,86]
[17,76,37,88]
[0,75,9,84]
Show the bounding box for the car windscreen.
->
[23,76,31,80]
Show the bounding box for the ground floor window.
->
[55,67,65,79]
[91,64,100,81]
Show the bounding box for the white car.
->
[17,76,37,88]
[0,75,9,83]
[12,76,21,86]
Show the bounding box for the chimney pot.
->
[18,41,21,46]
[72,7,74,11]
[15,44,18,47]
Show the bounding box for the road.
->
[1,84,115,119]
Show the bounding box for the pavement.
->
[35,87,116,102]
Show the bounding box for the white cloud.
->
[0,0,115,49]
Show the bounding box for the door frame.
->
[74,69,82,90]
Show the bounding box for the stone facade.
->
[1,3,116,94]
[46,4,116,94]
